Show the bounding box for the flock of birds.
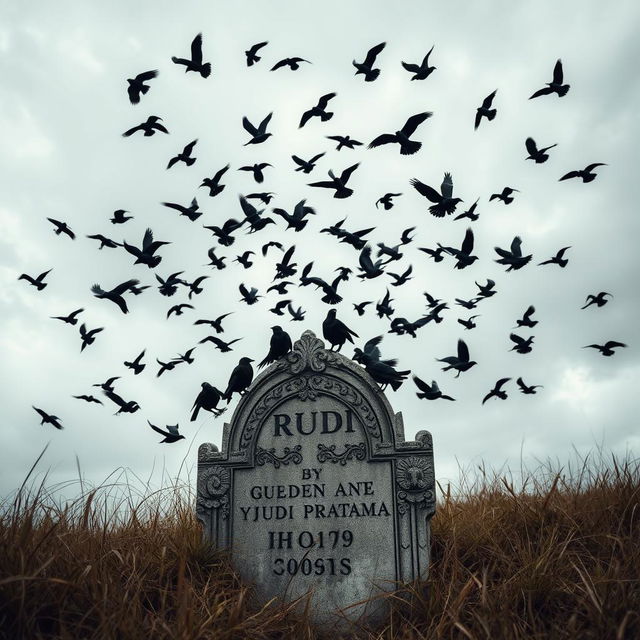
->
[23,36,626,442]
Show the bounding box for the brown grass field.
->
[1,450,639,639]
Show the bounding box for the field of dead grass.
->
[1,450,638,639]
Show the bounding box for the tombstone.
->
[196,330,435,630]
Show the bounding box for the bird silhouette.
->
[559,163,606,183]
[292,152,325,173]
[167,303,194,318]
[539,246,571,268]
[525,137,557,163]
[33,406,63,430]
[79,323,103,352]
[86,234,121,249]
[515,305,538,328]
[581,292,612,310]
[376,289,395,318]
[437,339,477,377]
[111,209,132,224]
[155,271,186,297]
[439,228,478,269]
[411,172,462,217]
[148,421,185,443]
[273,246,298,280]
[122,115,168,137]
[238,162,272,183]
[458,315,480,330]
[517,377,543,394]
[73,394,103,405]
[327,135,362,151]
[475,90,497,129]
[510,333,534,354]
[413,376,455,401]
[206,248,226,270]
[103,389,140,415]
[268,281,293,295]
[273,200,315,231]
[123,228,170,268]
[243,112,273,145]
[454,199,480,222]
[223,357,254,402]
[271,57,310,71]
[476,279,497,299]
[234,251,255,269]
[246,192,276,205]
[353,336,409,391]
[288,303,305,322]
[353,301,372,316]
[91,279,139,314]
[203,218,244,246]
[369,112,432,155]
[18,269,52,291]
[200,164,230,197]
[171,33,211,78]
[490,187,519,204]
[167,139,197,169]
[299,93,336,128]
[187,276,208,299]
[376,193,402,210]
[51,308,83,325]
[199,335,241,352]
[482,378,511,404]
[300,263,343,304]
[495,236,532,271]
[353,42,386,81]
[357,245,386,279]
[388,265,413,287]
[191,383,226,420]
[239,283,261,305]
[124,349,146,375]
[270,299,290,315]
[194,313,232,333]
[529,59,569,99]
[308,163,359,199]
[46,218,75,239]
[322,309,358,351]
[258,326,292,368]
[583,341,627,356]
[401,46,436,80]
[239,195,275,232]
[162,198,202,221]
[245,41,268,67]
[127,70,158,104]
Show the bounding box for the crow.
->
[239,283,261,305]
[369,112,432,155]
[376,289,394,318]
[172,33,211,78]
[357,245,385,279]
[156,358,181,377]
[172,348,196,365]
[495,236,532,271]
[259,326,292,369]
[86,234,121,249]
[458,315,480,330]
[155,271,186,297]
[246,192,276,205]
[123,228,170,268]
[200,164,230,197]
[262,241,283,256]
[51,308,83,325]
[199,336,241,352]
[274,246,298,280]
[33,406,64,430]
[167,139,197,169]
[539,246,571,268]
[234,251,255,269]
[127,70,158,104]
[162,198,202,221]
[353,301,372,316]
[437,339,477,377]
[223,357,254,402]
[353,336,409,391]
[79,323,103,352]
[187,275,208,299]
[510,333,534,354]
[517,377,543,394]
[73,394,103,404]
[292,152,325,173]
[110,209,133,224]
[203,218,244,246]
[194,313,232,333]
[91,279,139,314]
[245,41,268,67]
[476,279,497,299]
[376,193,402,210]
[583,341,627,356]
[582,292,612,310]
[288,303,305,321]
[268,281,293,295]
[327,135,362,151]
[270,299,290,315]
[103,389,140,415]
[401,46,436,80]
[413,376,455,401]
[490,187,519,204]
[167,303,194,318]
[124,349,146,375]
[482,378,511,404]
[239,195,275,232]
[148,421,185,443]
[388,265,413,287]
[411,172,462,217]
[191,383,226,420]
[529,59,569,99]
[18,269,52,291]
[353,42,386,81]
[238,162,272,183]
[46,218,75,239]
[418,246,445,262]
[515,305,538,328]
[273,200,315,231]
[322,309,358,351]
[271,57,310,71]
[474,90,497,129]
[454,199,480,222]
[559,163,606,183]
[439,228,478,269]
[299,263,343,304]
[122,115,168,137]
[243,112,273,145]
[525,137,557,163]
[308,163,359,199]
[299,93,336,128]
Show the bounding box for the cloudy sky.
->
[1,1,639,501]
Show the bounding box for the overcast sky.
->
[1,1,639,501]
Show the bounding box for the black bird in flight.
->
[156,271,186,297]
[388,265,413,287]
[413,376,455,401]
[191,383,226,420]
[259,326,292,369]
[458,315,480,330]
[234,251,255,269]
[238,195,275,233]
[194,313,232,334]
[327,135,363,151]
[495,236,532,271]
[353,301,372,316]
[189,275,210,296]
[401,46,436,80]
[79,323,103,352]
[299,93,336,128]
[204,218,244,246]
[482,378,511,405]
[87,234,121,249]
[247,192,275,205]
[274,246,297,280]
[172,348,196,365]
[475,90,497,129]
[167,139,197,169]
[73,394,103,405]
[51,308,83,325]
[33,406,63,430]
[162,198,202,221]
[124,349,146,375]
[418,246,445,262]
[539,246,571,268]
[239,283,261,305]
[376,193,402,210]
[454,199,480,222]
[111,209,132,224]
[103,388,140,415]
[200,164,230,197]
[93,376,120,393]
[206,248,226,270]
[437,339,477,377]
[369,112,432,156]
[243,112,273,145]
[199,335,241,352]
[400,227,416,245]
[515,305,538,328]
[157,358,182,377]
[517,377,543,395]
[376,288,395,318]
[353,42,386,81]
[127,70,158,104]
[529,59,569,99]
[583,341,627,357]
[273,199,315,232]
[288,303,305,322]
[91,279,139,314]
[300,263,343,304]
[476,279,497,299]
[357,245,386,280]
[439,228,478,269]
[309,163,359,199]
[455,297,480,310]
[245,41,268,67]
[582,292,612,310]
[172,33,211,78]
[223,357,254,403]
[122,115,168,137]
[490,186,519,204]
[19,269,52,291]
[353,336,409,391]
[292,152,325,173]
[167,303,194,318]
[239,163,272,184]
[559,163,606,183]
[123,228,170,268]
[46,218,75,239]
[424,292,443,309]
[271,57,310,71]
[411,172,462,217]
[510,333,534,354]
[148,421,185,444]
[322,309,358,352]
[525,137,557,163]
[268,281,293,295]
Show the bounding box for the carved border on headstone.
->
[255,445,303,468]
[395,456,436,516]
[277,330,338,374]
[317,442,366,465]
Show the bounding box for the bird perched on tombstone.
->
[529,59,569,99]
[191,383,226,421]
[482,378,511,405]
[91,279,139,314]
[33,406,63,430]
[437,339,477,377]
[413,376,455,401]
[353,42,386,81]
[299,93,336,128]
[259,326,292,369]
[581,292,612,310]
[18,269,52,291]
[172,33,211,78]
[474,90,497,129]
[245,41,268,66]
[122,115,168,137]
[559,163,606,183]
[127,69,158,104]
[223,357,254,403]
[243,112,273,145]
[322,309,358,352]
[411,172,462,217]
[148,421,185,443]
[583,341,627,357]
[353,336,409,391]
[401,46,436,80]
[369,112,432,155]
[525,137,557,163]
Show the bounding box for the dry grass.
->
[1,450,639,639]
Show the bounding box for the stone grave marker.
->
[197,330,435,629]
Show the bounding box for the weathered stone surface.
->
[197,330,435,630]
